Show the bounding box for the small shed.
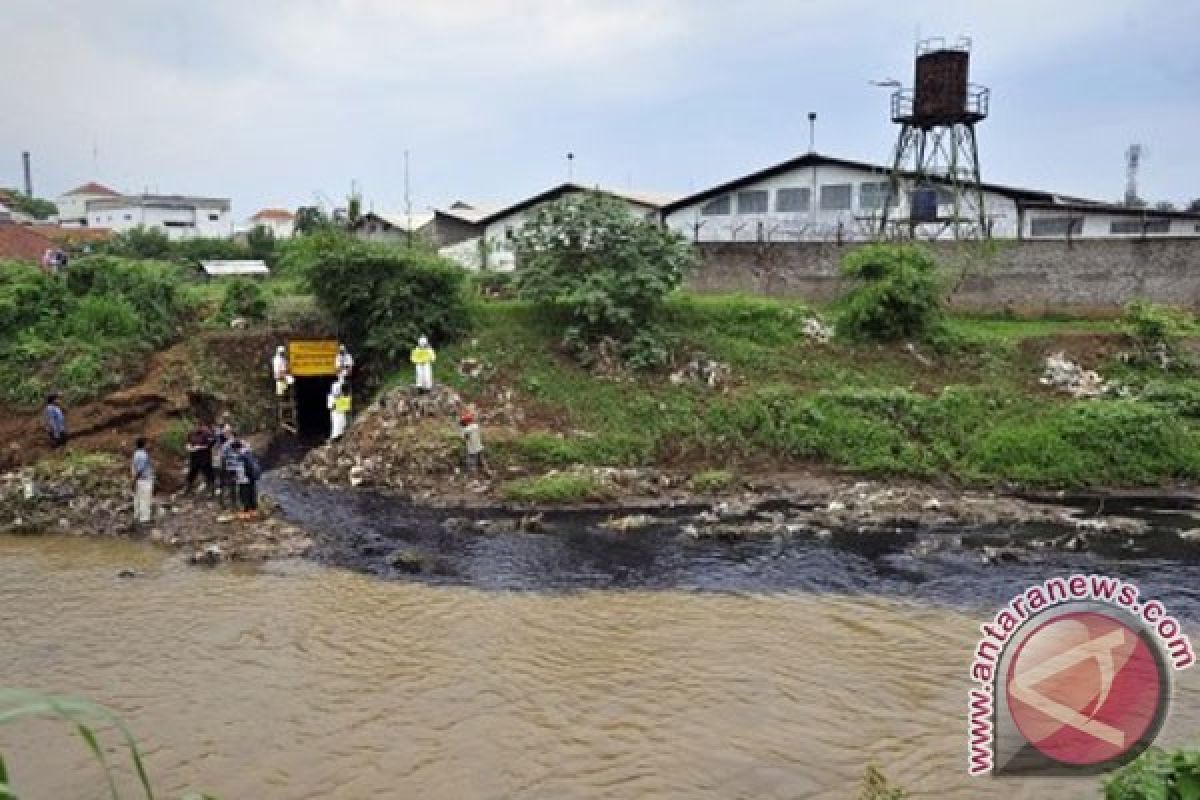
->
[200,259,270,280]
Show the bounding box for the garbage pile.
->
[300,384,467,490]
[669,354,731,388]
[803,317,834,343]
[1039,352,1120,398]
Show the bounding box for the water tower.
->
[878,37,990,239]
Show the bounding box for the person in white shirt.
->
[130,437,155,527]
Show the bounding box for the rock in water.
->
[390,550,425,574]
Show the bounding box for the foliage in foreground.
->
[0,688,214,800]
[305,237,469,367]
[837,243,945,342]
[1103,747,1200,799]
[515,192,695,368]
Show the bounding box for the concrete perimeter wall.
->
[687,239,1200,315]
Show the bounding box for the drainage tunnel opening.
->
[292,376,335,439]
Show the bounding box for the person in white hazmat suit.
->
[411,335,436,392]
[327,378,351,441]
[335,344,354,382]
[272,346,293,397]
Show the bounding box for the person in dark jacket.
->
[184,423,215,493]
[220,429,242,510]
[44,394,67,448]
[232,440,261,518]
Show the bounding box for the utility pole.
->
[567,152,575,182]
[404,149,412,245]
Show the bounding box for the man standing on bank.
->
[44,393,68,449]
[131,437,155,528]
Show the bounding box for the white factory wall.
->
[1022,210,1200,239]
[88,203,232,240]
[663,163,1021,242]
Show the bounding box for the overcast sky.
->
[2,0,1197,217]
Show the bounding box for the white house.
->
[86,194,233,240]
[660,153,1200,242]
[442,183,675,271]
[247,208,296,239]
[56,181,122,227]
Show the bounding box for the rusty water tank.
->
[913,48,970,125]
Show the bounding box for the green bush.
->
[0,262,71,336]
[969,401,1200,486]
[1123,299,1195,370]
[220,278,268,321]
[515,192,695,367]
[1139,379,1200,418]
[837,243,945,342]
[64,296,141,340]
[306,238,470,366]
[1103,747,1200,799]
[58,351,108,390]
[0,256,189,406]
[66,256,189,344]
[101,226,173,259]
[171,236,250,264]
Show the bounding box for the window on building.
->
[736,190,768,215]
[701,195,731,216]
[208,213,220,221]
[163,221,192,228]
[819,184,852,211]
[859,182,900,210]
[123,213,132,221]
[1029,216,1084,237]
[775,188,810,213]
[1110,219,1169,234]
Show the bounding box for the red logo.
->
[1005,611,1164,766]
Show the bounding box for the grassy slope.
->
[428,294,1200,490]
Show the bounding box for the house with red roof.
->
[56,181,121,227]
[246,208,296,239]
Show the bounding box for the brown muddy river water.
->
[2,533,1198,799]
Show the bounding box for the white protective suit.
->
[328,380,348,440]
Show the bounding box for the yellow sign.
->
[288,339,338,377]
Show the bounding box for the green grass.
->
[384,294,1200,489]
[501,472,616,503]
[688,469,736,493]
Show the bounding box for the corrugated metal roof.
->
[200,260,270,276]
[361,211,436,231]
[658,152,1071,214]
[474,183,679,227]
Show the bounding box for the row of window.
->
[1028,217,1183,236]
[700,182,918,217]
